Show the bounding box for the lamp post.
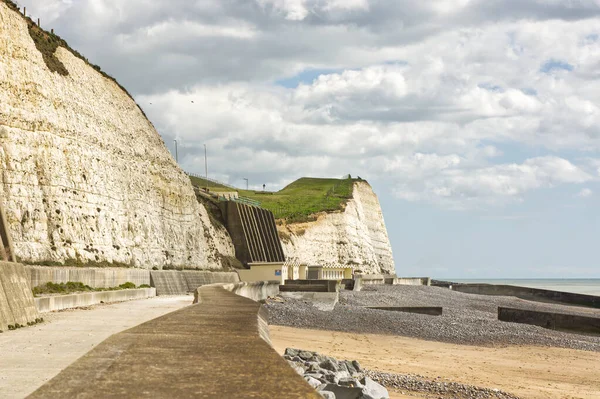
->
[204,144,208,191]
[243,178,248,190]
[174,139,178,163]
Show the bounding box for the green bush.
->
[118,282,136,289]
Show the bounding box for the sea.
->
[451,279,600,296]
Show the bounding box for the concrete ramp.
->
[0,262,39,331]
[150,270,240,295]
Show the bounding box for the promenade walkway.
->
[0,296,191,398]
[28,285,320,398]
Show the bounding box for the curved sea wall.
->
[0,3,234,269]
[278,181,395,275]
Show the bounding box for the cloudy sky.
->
[24,0,600,278]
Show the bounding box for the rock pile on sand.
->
[284,348,389,399]
[364,370,521,399]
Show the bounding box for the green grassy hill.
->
[243,177,362,222]
[188,172,364,222]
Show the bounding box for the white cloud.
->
[22,0,600,208]
[576,188,593,198]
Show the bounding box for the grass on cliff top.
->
[189,172,365,222]
[241,177,363,222]
[188,175,233,192]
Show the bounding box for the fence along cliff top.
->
[0,200,16,262]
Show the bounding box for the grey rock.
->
[352,360,362,372]
[332,370,351,384]
[320,358,339,372]
[292,356,303,362]
[338,377,361,387]
[305,376,323,389]
[359,376,389,399]
[299,350,315,360]
[285,348,299,357]
[337,362,349,374]
[292,365,305,375]
[317,383,329,391]
[320,391,336,399]
[323,384,363,399]
[304,372,325,381]
[306,361,321,372]
[344,360,358,375]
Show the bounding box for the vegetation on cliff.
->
[1,0,146,116]
[189,175,364,223]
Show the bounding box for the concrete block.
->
[280,291,339,311]
[366,306,442,315]
[498,307,600,335]
[0,262,39,331]
[150,270,239,295]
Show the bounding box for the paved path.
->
[0,295,192,398]
[29,286,320,399]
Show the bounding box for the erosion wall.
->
[0,261,39,331]
[0,2,234,269]
[453,284,600,309]
[279,182,395,275]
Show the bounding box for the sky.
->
[22,0,600,279]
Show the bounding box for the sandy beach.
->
[271,325,600,399]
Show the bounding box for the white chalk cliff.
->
[278,181,395,275]
[0,3,234,269]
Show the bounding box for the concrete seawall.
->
[150,270,239,295]
[25,266,151,288]
[29,283,320,398]
[35,288,157,313]
[498,307,600,335]
[453,284,600,309]
[0,262,39,331]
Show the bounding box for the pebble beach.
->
[266,285,600,351]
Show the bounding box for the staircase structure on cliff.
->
[219,201,285,266]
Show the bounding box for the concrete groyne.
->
[498,307,600,335]
[453,284,600,309]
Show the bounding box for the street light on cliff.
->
[243,178,248,190]
[174,139,178,163]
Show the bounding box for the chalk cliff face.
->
[278,181,395,275]
[0,3,234,269]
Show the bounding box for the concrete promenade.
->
[29,285,320,398]
[0,296,192,398]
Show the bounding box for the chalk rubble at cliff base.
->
[265,285,600,351]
